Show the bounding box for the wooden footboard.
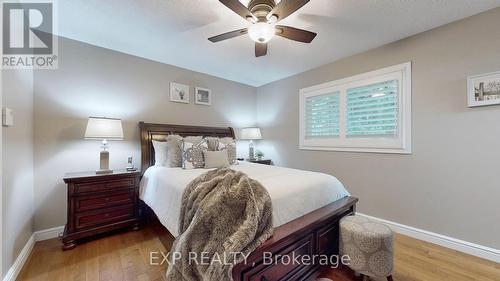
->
[232,196,357,281]
[141,196,357,281]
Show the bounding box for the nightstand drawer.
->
[74,190,134,212]
[74,178,135,194]
[75,205,135,230]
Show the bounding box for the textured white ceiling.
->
[57,0,500,86]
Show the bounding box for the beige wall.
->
[2,69,34,277]
[257,8,500,249]
[33,37,257,230]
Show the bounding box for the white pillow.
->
[203,150,230,168]
[152,140,168,166]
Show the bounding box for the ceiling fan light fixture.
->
[211,0,315,57]
[248,22,275,43]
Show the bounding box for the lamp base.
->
[97,150,112,174]
[96,169,113,175]
[248,140,255,160]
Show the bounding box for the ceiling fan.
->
[209,0,317,57]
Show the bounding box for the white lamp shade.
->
[240,127,262,140]
[84,117,124,140]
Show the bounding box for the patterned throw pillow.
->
[166,135,183,167]
[217,137,237,165]
[182,137,208,169]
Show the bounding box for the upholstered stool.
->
[339,215,394,281]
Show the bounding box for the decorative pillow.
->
[152,140,168,166]
[166,134,183,167]
[182,137,208,169]
[205,137,219,151]
[217,137,237,165]
[203,150,230,168]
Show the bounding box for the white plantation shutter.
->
[300,62,411,154]
[305,92,340,138]
[346,80,398,137]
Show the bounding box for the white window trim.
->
[299,62,412,154]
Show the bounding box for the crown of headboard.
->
[139,122,235,174]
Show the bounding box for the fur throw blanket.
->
[166,168,274,281]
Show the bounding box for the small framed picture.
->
[195,87,211,106]
[467,71,500,107]
[170,82,190,103]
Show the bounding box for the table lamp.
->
[240,127,262,160]
[84,117,124,174]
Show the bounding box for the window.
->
[299,62,411,154]
[346,80,398,137]
[305,91,340,138]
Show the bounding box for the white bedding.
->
[140,161,350,237]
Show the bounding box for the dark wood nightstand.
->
[62,169,141,250]
[247,159,272,165]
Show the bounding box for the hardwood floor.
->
[17,225,500,281]
[17,227,168,281]
[392,235,499,281]
[318,234,500,281]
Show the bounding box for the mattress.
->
[139,161,350,237]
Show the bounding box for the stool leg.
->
[387,275,393,281]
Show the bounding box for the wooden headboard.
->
[139,122,235,174]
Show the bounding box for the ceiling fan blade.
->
[255,42,267,57]
[208,28,248,43]
[275,25,316,43]
[220,0,256,22]
[267,0,310,21]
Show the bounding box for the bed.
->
[138,122,358,281]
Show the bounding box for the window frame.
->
[299,62,412,154]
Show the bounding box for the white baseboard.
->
[2,234,35,281]
[34,225,64,241]
[2,226,64,281]
[357,213,500,263]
